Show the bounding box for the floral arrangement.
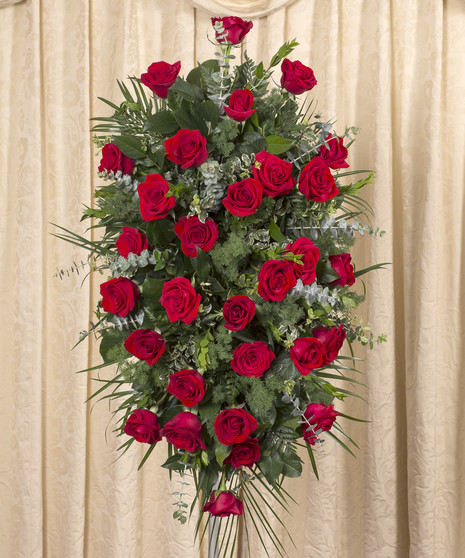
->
[58,15,386,557]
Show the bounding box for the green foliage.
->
[211,118,240,158]
[210,231,252,283]
[97,188,141,225]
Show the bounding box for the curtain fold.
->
[1,0,464,556]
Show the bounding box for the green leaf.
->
[265,135,294,155]
[193,248,211,282]
[269,219,286,243]
[112,135,146,160]
[237,131,267,155]
[306,444,319,479]
[215,443,232,467]
[259,455,283,484]
[173,108,207,137]
[170,78,205,103]
[161,453,185,471]
[354,262,390,278]
[197,401,221,422]
[140,277,164,308]
[281,451,303,478]
[145,220,175,247]
[143,110,179,134]
[196,100,218,127]
[99,329,126,362]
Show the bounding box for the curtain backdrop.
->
[1,0,465,557]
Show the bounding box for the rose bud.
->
[289,337,326,376]
[224,438,261,468]
[253,150,296,198]
[100,277,140,317]
[116,227,149,259]
[137,174,176,221]
[257,259,297,302]
[162,411,206,452]
[160,277,201,325]
[98,142,135,175]
[318,133,349,169]
[211,16,253,45]
[285,237,321,285]
[164,129,209,169]
[124,329,166,366]
[167,369,206,408]
[298,156,339,203]
[302,403,339,445]
[123,409,162,444]
[214,408,258,445]
[140,60,181,98]
[224,89,256,122]
[222,295,255,331]
[328,253,355,287]
[222,178,263,217]
[312,324,346,365]
[231,341,276,378]
[280,58,317,95]
[174,215,218,257]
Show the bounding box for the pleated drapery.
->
[1,0,465,557]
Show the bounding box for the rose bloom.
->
[285,237,321,285]
[329,253,355,287]
[312,324,346,365]
[116,227,149,258]
[211,16,253,45]
[223,295,255,331]
[253,150,296,198]
[167,369,206,408]
[281,59,317,95]
[124,329,166,366]
[140,60,181,98]
[160,277,201,325]
[290,337,326,376]
[100,277,140,317]
[98,142,134,175]
[231,341,276,378]
[162,412,206,452]
[214,408,258,445]
[222,178,263,217]
[123,409,162,444]
[302,403,339,445]
[318,133,349,169]
[224,438,261,468]
[224,89,256,122]
[138,174,175,221]
[298,156,339,203]
[203,491,243,517]
[174,215,218,257]
[257,259,297,302]
[164,129,209,169]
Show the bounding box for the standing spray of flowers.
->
[57,15,387,557]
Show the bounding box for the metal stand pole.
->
[208,514,220,558]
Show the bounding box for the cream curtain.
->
[1,0,465,556]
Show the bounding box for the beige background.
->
[1,0,465,556]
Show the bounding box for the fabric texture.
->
[1,0,465,556]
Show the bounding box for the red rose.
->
[223,295,255,331]
[174,216,218,257]
[231,341,276,378]
[312,324,346,365]
[160,277,201,325]
[224,89,256,122]
[164,129,209,169]
[224,438,261,468]
[298,156,339,203]
[285,237,321,285]
[203,491,243,517]
[222,178,263,217]
[167,369,206,408]
[280,59,317,95]
[211,16,253,45]
[100,277,140,317]
[124,329,166,365]
[162,411,206,452]
[140,60,181,98]
[138,174,175,221]
[329,253,355,287]
[253,150,296,198]
[257,259,297,302]
[318,133,349,169]
[123,409,162,444]
[116,227,149,258]
[289,337,326,376]
[214,408,258,445]
[98,142,134,175]
[302,403,339,445]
